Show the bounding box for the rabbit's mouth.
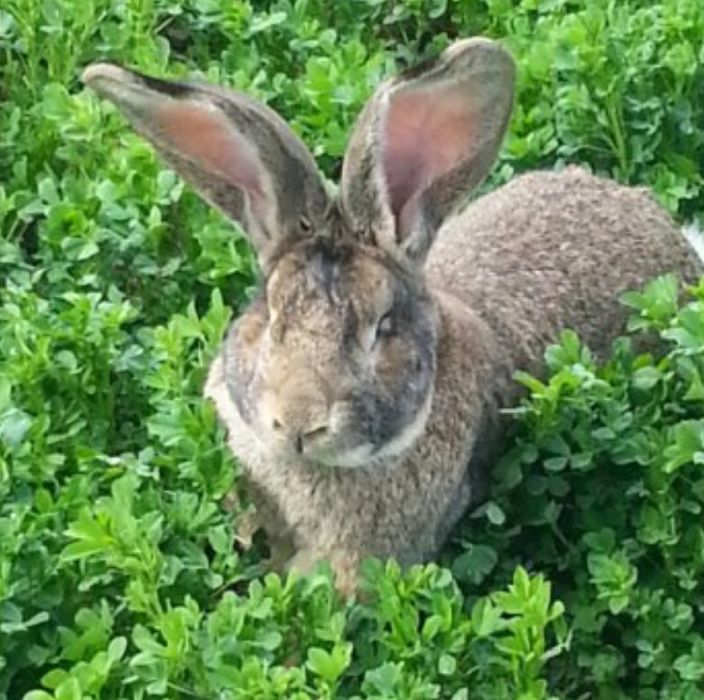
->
[309,442,377,470]
[265,420,372,468]
[268,388,434,470]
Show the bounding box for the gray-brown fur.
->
[82,39,702,596]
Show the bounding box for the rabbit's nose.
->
[266,370,332,453]
[271,414,330,454]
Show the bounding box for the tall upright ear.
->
[340,38,515,264]
[82,63,330,270]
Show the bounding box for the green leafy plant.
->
[2,0,704,698]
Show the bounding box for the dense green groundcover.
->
[2,0,704,698]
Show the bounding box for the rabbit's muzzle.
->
[261,368,334,457]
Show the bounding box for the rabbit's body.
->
[204,294,493,591]
[427,166,701,372]
[205,165,700,593]
[83,38,701,595]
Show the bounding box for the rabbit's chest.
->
[241,443,392,541]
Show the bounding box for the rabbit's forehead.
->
[266,243,396,315]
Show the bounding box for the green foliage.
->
[451,276,704,698]
[1,0,703,698]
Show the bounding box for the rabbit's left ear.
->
[82,63,330,270]
[340,38,515,264]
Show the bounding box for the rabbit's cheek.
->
[373,388,434,462]
[375,337,423,391]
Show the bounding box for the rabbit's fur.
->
[83,39,702,595]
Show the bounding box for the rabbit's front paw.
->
[286,548,320,577]
[287,549,361,599]
[235,507,295,570]
[329,552,362,599]
[234,508,261,549]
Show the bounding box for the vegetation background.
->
[1,0,704,698]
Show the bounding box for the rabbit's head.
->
[82,38,515,468]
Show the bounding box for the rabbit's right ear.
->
[82,64,330,270]
[340,38,515,265]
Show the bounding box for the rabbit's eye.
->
[375,311,395,342]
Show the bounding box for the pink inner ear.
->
[154,101,264,199]
[381,84,478,223]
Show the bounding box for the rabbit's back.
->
[426,166,701,378]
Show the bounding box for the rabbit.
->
[82,38,702,596]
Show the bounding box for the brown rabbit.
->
[82,38,702,596]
